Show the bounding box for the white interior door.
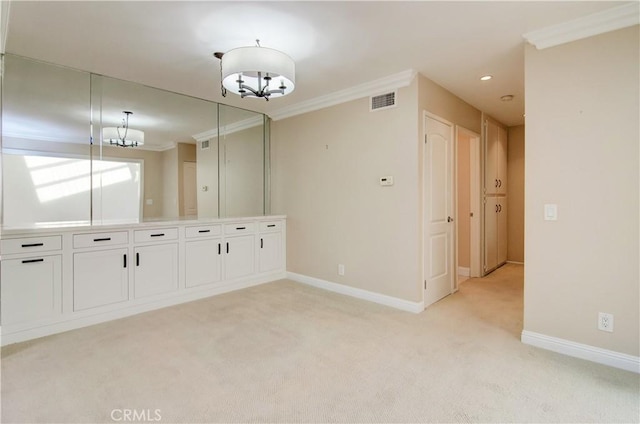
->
[424,113,454,308]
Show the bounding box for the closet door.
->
[485,121,499,194]
[497,198,508,264]
[497,126,508,195]
[484,197,498,272]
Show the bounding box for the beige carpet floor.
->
[1,264,639,423]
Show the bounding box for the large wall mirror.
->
[1,54,269,228]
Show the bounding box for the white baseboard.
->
[457,266,470,277]
[287,272,424,313]
[507,260,524,265]
[521,330,640,373]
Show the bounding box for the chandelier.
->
[103,111,145,148]
[214,40,295,101]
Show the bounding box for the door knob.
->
[447,216,453,222]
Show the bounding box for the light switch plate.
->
[544,204,557,221]
[380,176,394,186]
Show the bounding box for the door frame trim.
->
[422,111,455,308]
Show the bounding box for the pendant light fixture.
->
[103,111,145,148]
[214,40,295,101]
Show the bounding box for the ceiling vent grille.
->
[370,91,396,111]
[200,139,210,150]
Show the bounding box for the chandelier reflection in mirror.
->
[102,111,145,148]
[214,40,295,101]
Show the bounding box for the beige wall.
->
[271,73,485,303]
[272,80,421,302]
[507,125,524,262]
[524,26,639,356]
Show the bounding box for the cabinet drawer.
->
[224,223,255,235]
[1,235,62,255]
[259,221,282,232]
[185,225,221,238]
[73,231,128,249]
[134,228,178,243]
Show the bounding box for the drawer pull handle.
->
[267,224,276,228]
[123,254,127,268]
[136,252,140,267]
[235,227,246,230]
[198,230,210,233]
[93,237,111,242]
[22,258,44,264]
[150,233,165,237]
[21,243,44,248]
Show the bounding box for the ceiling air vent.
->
[200,140,210,150]
[370,91,396,111]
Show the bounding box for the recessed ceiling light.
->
[480,75,492,81]
[501,94,514,102]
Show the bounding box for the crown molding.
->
[523,2,640,50]
[269,69,417,121]
[192,115,264,142]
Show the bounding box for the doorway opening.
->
[455,126,481,287]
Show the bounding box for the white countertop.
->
[0,215,286,237]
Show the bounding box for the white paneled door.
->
[424,113,454,308]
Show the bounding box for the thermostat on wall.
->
[380,176,394,186]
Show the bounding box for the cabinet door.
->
[497,199,508,265]
[484,197,498,272]
[497,126,508,195]
[185,239,222,288]
[484,121,499,194]
[134,243,178,299]
[259,232,283,273]
[224,235,255,280]
[74,248,128,311]
[1,255,61,326]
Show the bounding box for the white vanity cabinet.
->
[73,248,129,311]
[0,216,286,345]
[258,221,284,273]
[0,235,63,329]
[184,225,222,288]
[223,223,256,280]
[72,231,129,311]
[133,228,179,299]
[1,255,62,327]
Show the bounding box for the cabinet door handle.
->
[21,258,44,264]
[498,204,502,212]
[136,252,140,266]
[498,179,502,187]
[218,243,221,255]
[123,254,127,268]
[495,179,499,187]
[226,242,229,254]
[21,243,44,248]
[235,227,246,230]
[94,237,111,242]
[198,229,210,233]
[261,238,264,248]
[495,204,499,213]
[150,233,165,237]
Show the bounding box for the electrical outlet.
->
[598,312,614,332]
[338,264,345,276]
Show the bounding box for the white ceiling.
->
[4,1,630,127]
